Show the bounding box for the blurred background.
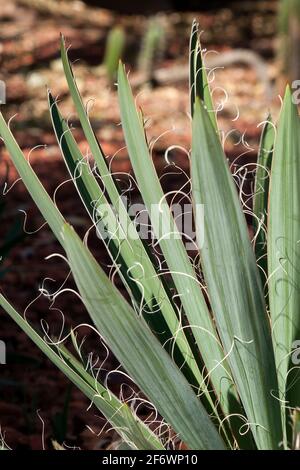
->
[0,0,297,449]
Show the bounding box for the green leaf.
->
[0,294,162,450]
[268,86,300,440]
[62,223,226,450]
[292,409,300,449]
[253,116,274,287]
[48,92,205,392]
[0,105,214,447]
[189,20,217,130]
[0,75,217,437]
[189,20,198,116]
[191,98,282,450]
[0,105,225,449]
[48,92,142,305]
[117,62,238,421]
[60,35,120,211]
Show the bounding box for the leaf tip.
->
[284,83,292,101]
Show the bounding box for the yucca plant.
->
[0,21,299,450]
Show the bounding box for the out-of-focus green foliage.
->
[103,26,126,82]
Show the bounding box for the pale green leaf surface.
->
[191,99,282,450]
[268,87,300,426]
[48,92,204,391]
[253,116,274,283]
[62,223,225,450]
[189,20,217,130]
[0,106,214,447]
[117,62,237,419]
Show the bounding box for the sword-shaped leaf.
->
[191,98,282,450]
[117,62,237,420]
[253,116,274,287]
[48,92,205,392]
[59,40,207,391]
[62,223,226,450]
[268,87,300,442]
[189,20,217,130]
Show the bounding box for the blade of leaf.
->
[189,20,198,116]
[191,98,282,450]
[62,223,226,450]
[189,20,217,130]
[268,86,300,442]
[0,100,219,427]
[59,39,213,393]
[0,104,224,449]
[0,110,176,447]
[253,116,274,288]
[0,294,162,450]
[117,62,238,420]
[48,92,206,394]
